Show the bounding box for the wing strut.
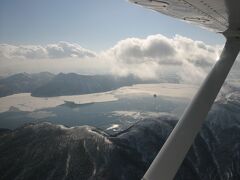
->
[143,37,240,180]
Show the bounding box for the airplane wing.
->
[129,0,240,37]
[128,1,240,180]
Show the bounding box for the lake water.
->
[0,83,198,133]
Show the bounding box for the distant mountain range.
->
[31,73,158,97]
[0,72,55,97]
[0,72,165,97]
[0,90,240,180]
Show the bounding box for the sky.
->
[0,0,225,51]
[1,0,239,84]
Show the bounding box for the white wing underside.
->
[129,0,240,37]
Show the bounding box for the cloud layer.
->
[104,34,222,81]
[0,34,223,83]
[0,41,96,60]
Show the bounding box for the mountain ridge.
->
[0,72,160,97]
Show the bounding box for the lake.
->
[0,83,197,133]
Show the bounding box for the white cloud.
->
[46,42,96,59]
[0,34,223,84]
[101,34,221,82]
[0,41,96,60]
[106,35,178,65]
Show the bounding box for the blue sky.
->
[0,0,225,51]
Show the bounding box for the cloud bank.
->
[0,34,223,84]
[0,41,96,60]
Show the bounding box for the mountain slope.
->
[0,72,55,97]
[0,72,158,97]
[31,73,155,97]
